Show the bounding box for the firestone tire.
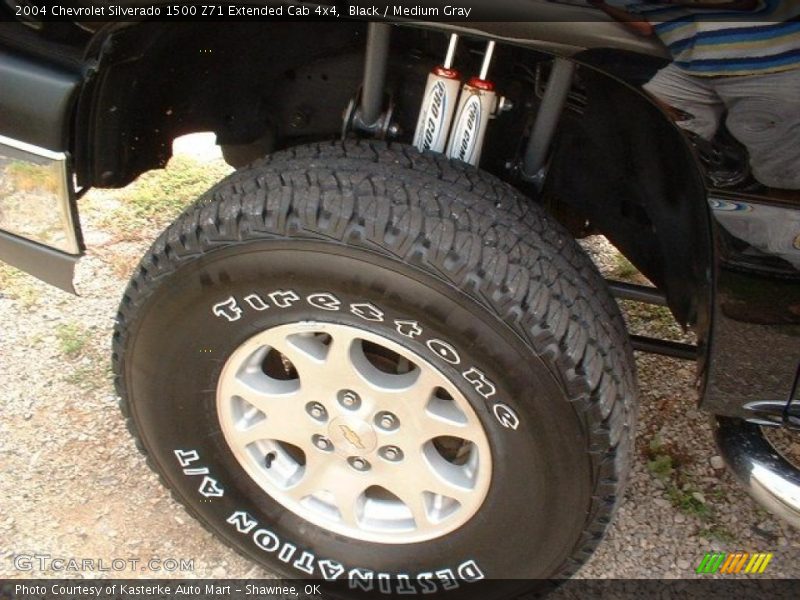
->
[113,141,637,594]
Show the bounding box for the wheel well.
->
[78,21,368,187]
[78,21,711,333]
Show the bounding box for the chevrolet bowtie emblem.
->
[339,425,365,450]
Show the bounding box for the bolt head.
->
[306,402,327,421]
[337,390,361,410]
[380,445,403,462]
[348,457,371,472]
[313,435,332,451]
[375,411,399,431]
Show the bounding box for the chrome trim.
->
[0,134,80,255]
[715,417,800,529]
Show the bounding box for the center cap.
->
[329,416,377,456]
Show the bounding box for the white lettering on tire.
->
[394,319,423,339]
[458,559,485,581]
[224,509,484,592]
[244,294,270,311]
[212,297,242,322]
[493,403,520,430]
[350,302,385,322]
[226,511,258,534]
[318,559,345,581]
[198,476,225,498]
[307,293,341,311]
[175,449,225,497]
[426,339,461,365]
[462,367,496,399]
[269,290,300,309]
[174,449,200,468]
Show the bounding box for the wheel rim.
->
[217,321,493,544]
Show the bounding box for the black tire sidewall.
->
[124,239,592,583]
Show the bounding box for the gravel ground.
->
[1,146,798,581]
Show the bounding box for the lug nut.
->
[375,411,399,431]
[306,402,328,422]
[313,434,333,452]
[380,446,403,462]
[348,457,371,472]
[338,390,361,410]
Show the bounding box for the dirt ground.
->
[1,142,798,580]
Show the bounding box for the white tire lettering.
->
[173,449,200,468]
[349,568,375,591]
[435,568,459,590]
[307,292,341,311]
[318,559,345,581]
[458,560,485,581]
[416,573,437,594]
[212,296,243,322]
[350,302,384,322]
[396,574,417,595]
[182,467,209,476]
[253,528,280,552]
[225,506,484,589]
[278,543,296,563]
[269,290,300,309]
[226,511,258,534]
[377,573,392,594]
[394,319,423,339]
[462,367,496,399]
[198,476,224,498]
[493,403,520,430]
[293,551,315,575]
[244,293,270,311]
[427,339,461,365]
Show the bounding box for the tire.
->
[113,141,637,593]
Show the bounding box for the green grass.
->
[86,155,232,238]
[64,362,111,391]
[611,252,639,280]
[55,323,92,357]
[0,264,41,307]
[666,485,711,520]
[698,526,737,545]
[644,434,737,540]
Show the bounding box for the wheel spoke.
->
[387,484,430,527]
[288,453,339,499]
[410,448,474,504]
[419,414,473,442]
[224,376,300,415]
[332,482,364,529]
[268,335,327,381]
[235,415,312,448]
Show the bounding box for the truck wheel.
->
[113,142,636,591]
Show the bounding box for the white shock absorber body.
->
[413,35,461,153]
[446,41,497,167]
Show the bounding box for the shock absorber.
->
[413,34,461,153]
[446,40,497,166]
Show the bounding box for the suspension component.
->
[446,40,497,166]
[343,23,397,139]
[413,34,461,153]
